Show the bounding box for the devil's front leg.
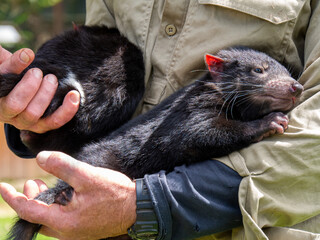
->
[227,112,288,145]
[226,112,288,151]
[249,112,289,142]
[191,112,289,159]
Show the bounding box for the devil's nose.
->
[290,82,303,97]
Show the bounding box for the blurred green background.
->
[0,0,86,52]
[0,1,86,239]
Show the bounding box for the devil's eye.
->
[253,68,264,74]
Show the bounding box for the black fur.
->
[5,46,303,240]
[0,26,145,155]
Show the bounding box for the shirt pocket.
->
[198,0,306,24]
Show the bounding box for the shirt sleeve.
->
[145,159,242,240]
[4,124,35,158]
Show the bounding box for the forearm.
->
[144,160,242,240]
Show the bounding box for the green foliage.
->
[0,0,62,51]
[0,0,62,23]
[30,0,62,8]
[0,0,85,52]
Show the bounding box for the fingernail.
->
[37,151,51,166]
[45,74,57,85]
[20,50,30,63]
[70,91,80,104]
[32,68,42,79]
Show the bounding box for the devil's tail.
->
[7,217,41,240]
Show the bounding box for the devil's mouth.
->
[258,94,297,104]
[260,94,293,101]
[254,94,297,112]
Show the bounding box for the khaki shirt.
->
[86,0,320,239]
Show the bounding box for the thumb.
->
[36,151,93,191]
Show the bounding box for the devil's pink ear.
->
[205,54,224,73]
[72,22,79,31]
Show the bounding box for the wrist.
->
[128,178,159,240]
[120,180,137,234]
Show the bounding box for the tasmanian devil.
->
[2,38,303,239]
[0,25,145,156]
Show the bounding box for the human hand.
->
[0,151,136,239]
[0,45,80,133]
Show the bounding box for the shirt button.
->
[165,24,177,36]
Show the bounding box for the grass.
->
[0,217,13,240]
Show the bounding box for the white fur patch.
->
[62,71,86,105]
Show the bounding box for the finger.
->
[0,182,45,222]
[0,48,35,74]
[0,68,43,120]
[36,151,93,191]
[0,182,28,203]
[23,179,49,199]
[23,180,40,199]
[30,90,80,133]
[18,74,58,126]
[0,182,63,225]
[0,45,12,64]
[34,179,50,192]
